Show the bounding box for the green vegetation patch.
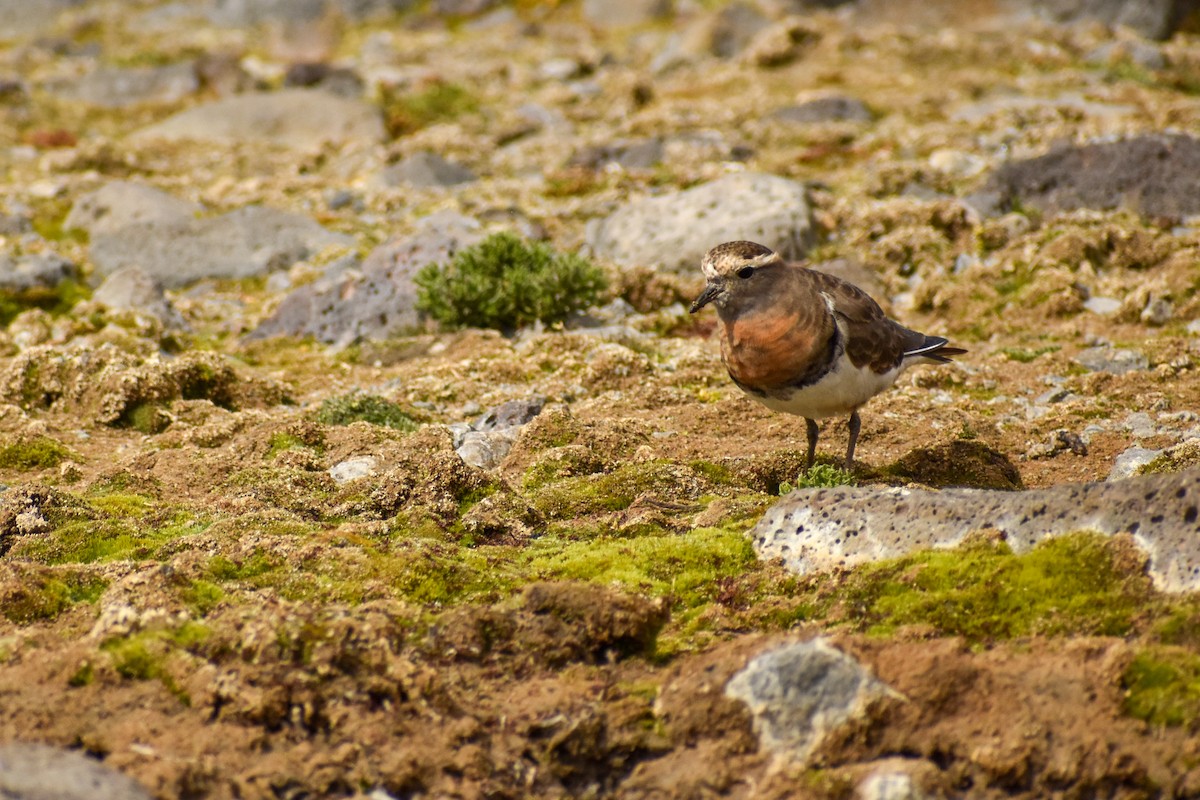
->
[1123,647,1200,730]
[382,80,479,136]
[102,623,210,703]
[0,279,91,327]
[823,532,1149,640]
[0,436,75,470]
[779,463,856,494]
[1000,345,1060,363]
[1,568,108,624]
[315,393,418,431]
[415,232,608,332]
[530,461,699,519]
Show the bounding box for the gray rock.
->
[0,251,78,292]
[0,0,84,38]
[329,455,378,483]
[725,639,895,765]
[1142,295,1173,325]
[249,211,483,346]
[44,62,198,108]
[581,0,671,28]
[981,134,1200,218]
[586,172,814,273]
[474,396,546,432]
[771,96,872,124]
[1108,446,1162,481]
[708,2,772,59]
[283,62,365,98]
[1074,345,1148,374]
[89,205,351,288]
[753,469,1200,593]
[93,267,187,329]
[453,396,546,469]
[1122,411,1159,439]
[1030,0,1190,40]
[206,0,417,25]
[374,151,476,189]
[0,741,152,800]
[857,763,933,800]
[65,181,203,237]
[1085,38,1166,70]
[456,429,520,470]
[1082,296,1121,315]
[432,0,500,14]
[133,88,385,150]
[569,138,664,170]
[1026,428,1088,459]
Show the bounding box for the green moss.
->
[101,626,204,704]
[528,526,758,611]
[180,579,224,616]
[1000,345,1060,363]
[21,512,206,565]
[687,460,736,486]
[86,491,154,519]
[267,432,309,458]
[382,80,480,136]
[206,551,281,583]
[779,463,856,494]
[1,570,108,624]
[826,533,1148,640]
[415,232,608,332]
[0,436,74,470]
[0,279,91,326]
[531,461,692,519]
[1123,647,1200,729]
[122,402,171,435]
[314,393,418,431]
[68,661,94,687]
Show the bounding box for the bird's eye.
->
[737,266,755,279]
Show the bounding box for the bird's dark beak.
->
[689,282,722,313]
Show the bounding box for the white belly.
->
[746,351,901,419]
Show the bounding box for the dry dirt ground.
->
[2,1,1200,798]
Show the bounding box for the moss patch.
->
[0,568,108,624]
[822,532,1149,640]
[1122,647,1200,730]
[315,393,418,431]
[0,436,75,470]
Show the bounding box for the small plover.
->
[690,240,966,469]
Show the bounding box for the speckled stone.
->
[753,470,1200,592]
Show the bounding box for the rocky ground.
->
[3,0,1200,798]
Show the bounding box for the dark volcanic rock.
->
[249,211,483,346]
[981,134,1200,218]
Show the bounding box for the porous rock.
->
[249,211,483,346]
[754,469,1200,592]
[586,172,814,273]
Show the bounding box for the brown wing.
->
[801,267,927,373]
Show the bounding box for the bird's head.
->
[689,241,785,314]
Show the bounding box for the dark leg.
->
[845,410,861,469]
[805,418,819,470]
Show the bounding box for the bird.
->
[689,240,966,470]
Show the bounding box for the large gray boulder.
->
[65,181,203,237]
[248,210,483,346]
[132,89,385,150]
[89,205,352,288]
[754,469,1200,592]
[585,172,815,274]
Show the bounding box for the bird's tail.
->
[904,336,967,364]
